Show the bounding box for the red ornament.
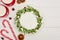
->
[18,34,24,40]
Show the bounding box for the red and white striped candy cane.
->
[1,19,17,40]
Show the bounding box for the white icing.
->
[20,12,38,29]
[0,5,6,16]
[2,0,13,4]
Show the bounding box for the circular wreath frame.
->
[14,6,42,34]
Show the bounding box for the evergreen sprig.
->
[14,6,42,34]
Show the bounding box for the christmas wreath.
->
[14,6,42,34]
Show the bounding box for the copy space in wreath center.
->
[20,12,38,29]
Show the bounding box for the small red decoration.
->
[9,17,12,20]
[12,8,15,11]
[18,34,24,40]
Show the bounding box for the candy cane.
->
[2,19,6,28]
[1,29,12,40]
[2,19,17,40]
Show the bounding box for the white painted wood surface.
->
[0,0,60,40]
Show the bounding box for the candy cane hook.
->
[2,19,17,40]
[1,29,12,40]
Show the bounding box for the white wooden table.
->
[0,0,60,40]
